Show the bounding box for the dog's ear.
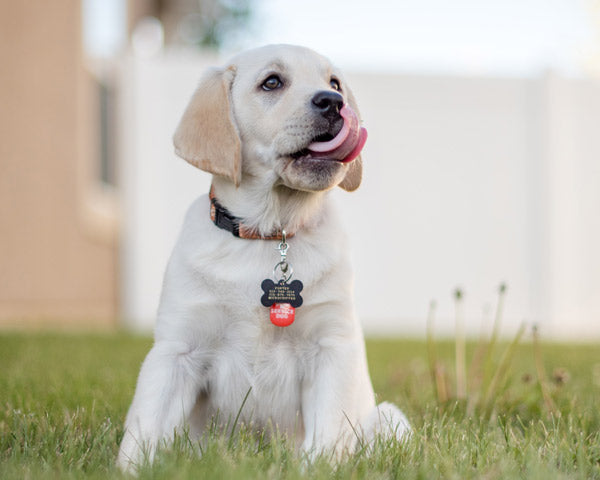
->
[173,66,242,186]
[338,87,363,192]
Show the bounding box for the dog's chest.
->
[208,326,315,429]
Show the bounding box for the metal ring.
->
[273,261,293,282]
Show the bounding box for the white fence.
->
[117,51,600,339]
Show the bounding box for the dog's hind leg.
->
[117,340,209,473]
[360,402,411,446]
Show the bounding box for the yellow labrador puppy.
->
[117,44,410,472]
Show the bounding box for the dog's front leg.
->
[301,340,362,461]
[117,340,208,472]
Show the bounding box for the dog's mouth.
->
[312,131,337,143]
[289,105,368,163]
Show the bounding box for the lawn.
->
[1,332,599,479]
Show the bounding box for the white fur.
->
[117,45,410,472]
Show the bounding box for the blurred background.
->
[1,0,599,338]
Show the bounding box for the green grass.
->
[1,332,599,479]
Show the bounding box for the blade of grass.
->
[228,387,252,448]
[532,324,558,416]
[466,304,492,415]
[426,300,441,403]
[454,288,467,400]
[480,283,508,398]
[481,322,526,420]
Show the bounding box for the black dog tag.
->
[260,279,304,308]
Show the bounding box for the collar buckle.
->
[209,184,293,240]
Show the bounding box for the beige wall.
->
[0,1,118,328]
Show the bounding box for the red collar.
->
[209,186,294,240]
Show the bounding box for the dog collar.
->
[209,185,294,240]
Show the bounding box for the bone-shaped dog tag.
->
[260,279,303,308]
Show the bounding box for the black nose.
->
[311,91,343,119]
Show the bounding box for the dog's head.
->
[174,44,365,192]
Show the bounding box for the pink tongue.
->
[307,105,367,163]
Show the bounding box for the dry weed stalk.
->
[427,283,530,419]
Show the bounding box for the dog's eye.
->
[262,75,283,91]
[330,78,341,91]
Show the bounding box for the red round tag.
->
[270,303,295,327]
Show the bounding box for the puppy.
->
[117,44,410,472]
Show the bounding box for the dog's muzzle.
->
[306,104,367,163]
